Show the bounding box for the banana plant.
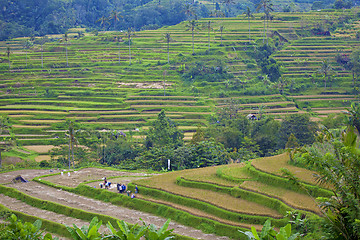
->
[1,214,55,240]
[66,217,102,240]
[143,219,174,240]
[239,219,299,240]
[104,220,147,240]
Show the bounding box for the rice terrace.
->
[0,0,360,239]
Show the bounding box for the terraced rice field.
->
[0,153,330,239]
[0,9,358,165]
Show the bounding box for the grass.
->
[134,169,283,217]
[251,153,319,185]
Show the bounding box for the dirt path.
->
[9,181,229,240]
[0,169,62,184]
[0,194,88,240]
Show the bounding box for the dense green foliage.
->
[0,214,55,240]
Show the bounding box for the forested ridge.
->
[0,0,352,40]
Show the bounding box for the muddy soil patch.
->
[43,168,152,188]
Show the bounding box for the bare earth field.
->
[0,168,229,240]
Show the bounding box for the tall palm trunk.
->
[263,10,266,43]
[192,30,195,54]
[248,16,251,43]
[266,13,269,45]
[353,70,355,87]
[324,75,327,90]
[66,43,69,67]
[118,44,121,65]
[128,38,131,65]
[71,140,75,168]
[41,45,44,68]
[167,41,170,64]
[208,28,210,52]
[68,137,71,169]
[220,27,223,45]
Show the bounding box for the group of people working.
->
[98,177,139,199]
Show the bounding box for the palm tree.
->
[164,33,172,64]
[125,28,135,65]
[96,16,109,30]
[262,74,270,88]
[218,25,225,45]
[276,77,288,94]
[244,7,254,44]
[66,120,78,169]
[346,102,360,135]
[265,8,273,45]
[61,33,69,67]
[22,39,33,68]
[318,59,333,90]
[116,35,122,65]
[110,10,123,30]
[185,20,202,55]
[183,3,195,20]
[256,0,273,44]
[205,21,213,52]
[6,46,11,70]
[163,70,167,96]
[39,36,48,68]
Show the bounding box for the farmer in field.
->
[135,185,139,193]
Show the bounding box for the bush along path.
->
[4,181,229,240]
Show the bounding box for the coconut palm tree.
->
[22,39,33,68]
[185,20,202,55]
[39,36,48,68]
[125,28,135,65]
[346,102,360,135]
[61,33,69,67]
[218,25,225,45]
[96,16,109,30]
[265,8,273,45]
[244,7,254,44]
[110,10,123,30]
[205,20,213,52]
[256,0,273,44]
[6,46,11,70]
[164,33,172,64]
[318,59,333,90]
[116,34,122,65]
[183,3,195,20]
[66,120,78,169]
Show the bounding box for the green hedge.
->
[127,182,288,227]
[177,177,296,216]
[0,204,72,238]
[75,184,248,239]
[216,168,247,184]
[0,184,194,240]
[33,177,248,239]
[245,164,332,198]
